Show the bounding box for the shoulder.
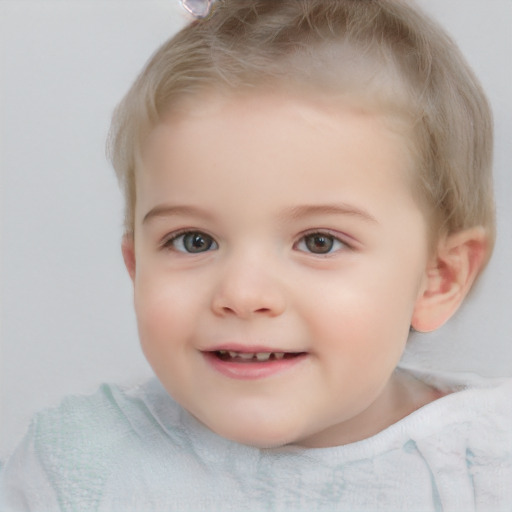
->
[399,374,512,443]
[400,377,512,507]
[29,378,187,462]
[1,379,189,510]
[435,378,512,460]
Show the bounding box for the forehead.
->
[146,89,414,165]
[137,92,420,225]
[144,90,415,174]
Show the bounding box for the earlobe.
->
[411,227,489,332]
[121,234,136,282]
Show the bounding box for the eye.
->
[165,231,218,253]
[296,232,347,255]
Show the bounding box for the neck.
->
[296,369,445,448]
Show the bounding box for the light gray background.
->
[1,0,511,460]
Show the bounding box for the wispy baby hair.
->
[108,0,494,255]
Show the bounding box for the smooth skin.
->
[122,93,487,448]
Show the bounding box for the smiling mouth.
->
[213,350,306,363]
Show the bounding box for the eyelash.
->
[160,229,351,255]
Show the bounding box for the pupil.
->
[184,233,211,253]
[306,234,333,254]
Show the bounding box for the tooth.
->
[238,352,254,360]
[228,351,238,358]
[218,350,228,355]
[256,352,271,361]
[274,352,285,360]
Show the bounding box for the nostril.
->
[215,302,280,317]
[211,283,286,318]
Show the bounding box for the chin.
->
[211,420,304,449]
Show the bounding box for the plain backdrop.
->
[0,0,511,460]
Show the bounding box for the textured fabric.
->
[2,373,512,512]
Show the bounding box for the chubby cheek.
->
[133,270,202,364]
[305,268,417,369]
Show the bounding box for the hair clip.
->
[180,0,216,19]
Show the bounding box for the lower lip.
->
[202,352,307,380]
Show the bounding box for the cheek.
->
[300,262,419,351]
[133,271,204,353]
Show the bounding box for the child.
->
[2,0,511,510]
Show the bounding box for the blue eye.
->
[167,231,218,253]
[296,233,346,254]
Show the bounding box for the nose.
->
[211,253,287,319]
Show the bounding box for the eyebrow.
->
[142,204,213,224]
[142,203,378,225]
[283,204,378,224]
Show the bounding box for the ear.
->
[411,227,489,332]
[121,233,136,282]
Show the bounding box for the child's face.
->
[127,92,432,448]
